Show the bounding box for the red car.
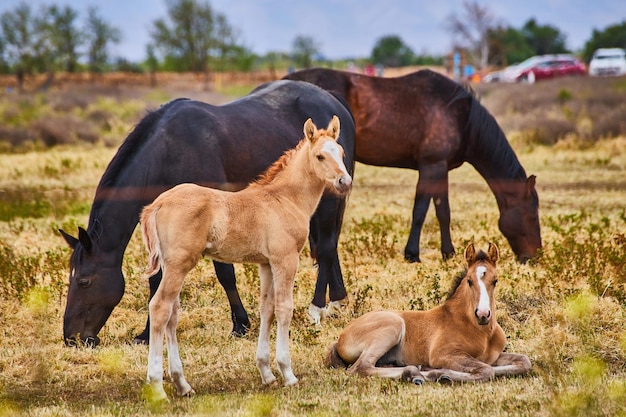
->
[486,54,587,83]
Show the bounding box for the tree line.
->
[1,0,625,90]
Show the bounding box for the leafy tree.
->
[446,1,496,69]
[522,18,568,55]
[582,21,626,62]
[488,25,534,67]
[45,5,83,73]
[150,0,237,73]
[0,2,37,89]
[84,6,121,75]
[292,35,319,69]
[370,35,414,67]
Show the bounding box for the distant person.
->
[365,63,375,76]
[376,64,384,77]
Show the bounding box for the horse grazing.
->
[141,117,351,399]
[284,68,541,263]
[325,243,531,384]
[58,80,355,347]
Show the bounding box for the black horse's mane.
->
[96,98,190,191]
[446,250,489,300]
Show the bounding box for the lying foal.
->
[325,243,531,383]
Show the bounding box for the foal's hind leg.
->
[166,295,194,396]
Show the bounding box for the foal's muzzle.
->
[334,174,352,194]
[475,308,491,326]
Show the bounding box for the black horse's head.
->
[59,227,125,347]
[497,175,542,263]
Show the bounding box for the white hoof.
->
[325,299,348,317]
[307,304,324,325]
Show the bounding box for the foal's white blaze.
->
[475,265,491,321]
[321,140,352,185]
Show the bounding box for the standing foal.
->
[141,116,352,400]
[326,243,531,383]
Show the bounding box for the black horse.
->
[59,80,356,346]
[284,68,541,263]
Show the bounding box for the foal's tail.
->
[324,342,349,369]
[140,204,162,278]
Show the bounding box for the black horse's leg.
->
[133,270,162,345]
[213,261,250,337]
[308,197,348,323]
[404,163,449,262]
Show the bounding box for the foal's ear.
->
[487,242,499,264]
[464,243,476,265]
[304,118,316,141]
[326,115,340,140]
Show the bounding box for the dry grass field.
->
[0,73,625,416]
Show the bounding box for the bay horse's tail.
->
[324,342,349,369]
[140,204,162,278]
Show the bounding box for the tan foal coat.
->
[141,116,352,400]
[327,243,531,383]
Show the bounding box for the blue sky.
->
[2,0,624,61]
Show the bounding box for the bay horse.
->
[141,117,351,399]
[284,68,541,263]
[59,80,355,347]
[325,243,531,384]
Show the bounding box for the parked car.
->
[483,54,586,83]
[589,48,626,76]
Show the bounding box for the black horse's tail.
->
[324,342,349,369]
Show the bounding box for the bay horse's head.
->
[452,243,499,326]
[303,115,352,195]
[59,227,124,347]
[497,176,542,263]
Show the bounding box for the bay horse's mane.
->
[446,249,489,300]
[96,98,190,192]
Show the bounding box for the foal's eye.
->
[316,154,325,161]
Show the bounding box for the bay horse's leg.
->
[133,271,162,345]
[308,197,348,324]
[431,174,455,259]
[271,256,299,386]
[213,261,251,337]
[405,162,451,262]
[256,263,277,386]
[165,295,194,396]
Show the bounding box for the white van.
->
[589,48,626,76]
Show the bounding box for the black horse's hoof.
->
[442,251,455,261]
[404,253,421,263]
[133,337,149,345]
[230,321,251,338]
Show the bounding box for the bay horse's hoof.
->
[230,322,250,338]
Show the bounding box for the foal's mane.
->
[446,250,489,300]
[252,126,329,186]
[252,139,306,186]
